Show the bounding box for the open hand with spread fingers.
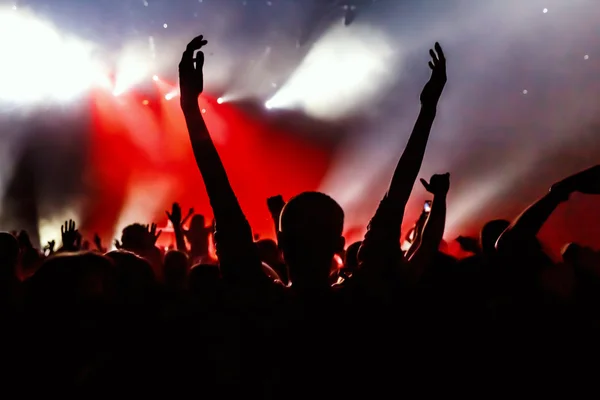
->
[420,42,447,107]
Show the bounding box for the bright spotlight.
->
[0,7,100,102]
[152,75,159,81]
[267,24,398,120]
[265,100,273,109]
[142,99,149,105]
[165,93,174,101]
[113,49,152,97]
[217,97,224,104]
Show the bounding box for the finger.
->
[420,178,429,189]
[195,51,205,87]
[429,48,438,64]
[180,36,206,70]
[166,211,171,219]
[434,42,445,63]
[61,225,64,235]
[156,230,162,239]
[428,61,434,70]
[185,35,205,51]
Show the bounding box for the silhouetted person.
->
[164,249,189,292]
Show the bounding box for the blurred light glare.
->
[153,75,159,81]
[266,24,399,120]
[217,97,224,104]
[0,7,101,103]
[113,51,152,97]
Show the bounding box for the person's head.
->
[27,252,115,309]
[0,232,19,276]
[189,215,207,232]
[106,250,156,305]
[256,239,280,265]
[163,250,189,289]
[480,219,510,256]
[189,263,221,299]
[121,223,149,251]
[278,192,345,288]
[561,242,597,269]
[343,241,362,274]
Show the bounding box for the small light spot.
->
[152,75,159,81]
[163,23,168,28]
[217,97,224,104]
[143,0,148,6]
[543,8,548,13]
[584,54,589,60]
[522,89,528,95]
[201,108,207,113]
[142,100,149,105]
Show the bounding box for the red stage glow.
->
[84,82,334,248]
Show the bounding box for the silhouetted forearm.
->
[181,101,260,280]
[173,226,187,253]
[405,213,428,260]
[359,105,438,265]
[408,193,446,281]
[496,190,566,253]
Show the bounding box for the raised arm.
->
[496,165,600,256]
[166,203,190,253]
[408,173,449,282]
[359,43,447,266]
[179,36,261,281]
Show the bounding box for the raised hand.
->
[420,42,447,107]
[93,233,103,251]
[166,202,183,227]
[114,239,122,250]
[61,219,79,250]
[420,173,450,196]
[552,165,600,197]
[179,35,208,104]
[181,207,194,226]
[267,195,286,217]
[145,223,162,247]
[43,240,56,255]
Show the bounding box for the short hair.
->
[280,192,344,239]
[480,219,510,252]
